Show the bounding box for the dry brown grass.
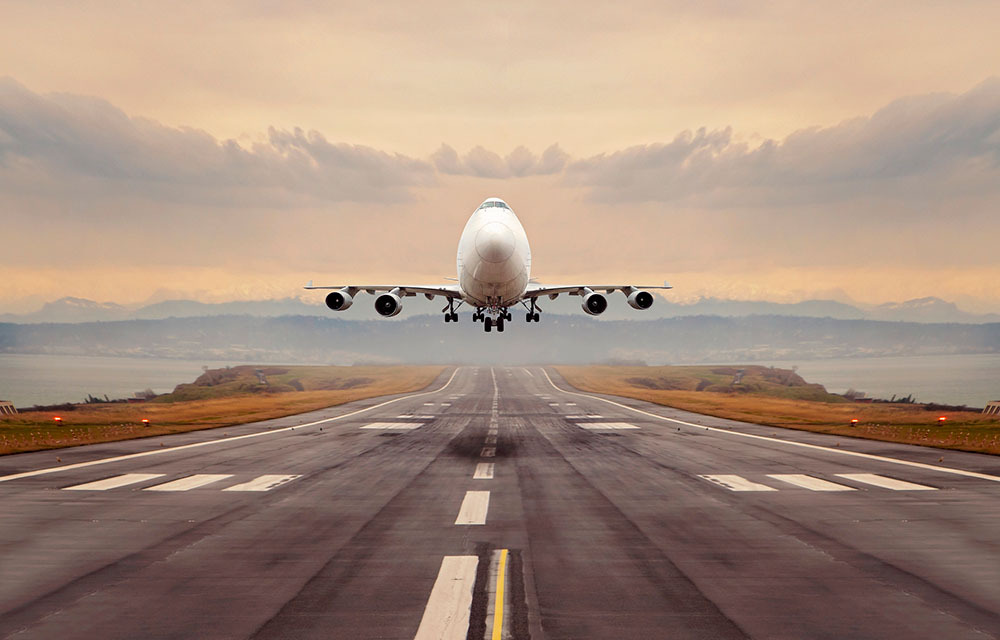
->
[0,366,444,455]
[556,365,1000,455]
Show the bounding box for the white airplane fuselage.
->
[456,199,531,307]
[305,196,670,332]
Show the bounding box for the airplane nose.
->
[475,222,516,263]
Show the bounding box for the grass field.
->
[0,365,444,455]
[555,365,1000,455]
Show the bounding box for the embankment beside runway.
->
[556,365,1000,455]
[0,365,444,455]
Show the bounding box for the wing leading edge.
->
[304,282,463,300]
[523,282,672,299]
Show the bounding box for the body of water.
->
[0,354,248,408]
[762,353,1000,407]
[1,352,998,410]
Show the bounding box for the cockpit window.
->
[478,201,510,210]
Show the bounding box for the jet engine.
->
[325,289,354,311]
[375,292,403,317]
[582,290,608,316]
[627,289,654,310]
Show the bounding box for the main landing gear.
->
[442,298,462,323]
[522,298,541,323]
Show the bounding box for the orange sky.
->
[1,1,999,313]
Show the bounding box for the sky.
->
[2,1,1000,313]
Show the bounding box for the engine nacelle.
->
[375,292,403,317]
[325,289,354,311]
[627,289,654,310]
[582,291,608,316]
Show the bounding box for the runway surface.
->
[1,366,998,639]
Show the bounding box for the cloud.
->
[566,78,1000,206]
[0,78,435,205]
[431,143,569,178]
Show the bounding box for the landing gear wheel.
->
[450,312,458,322]
[533,312,540,322]
[444,314,451,323]
[525,312,532,322]
[496,317,505,332]
[484,317,493,332]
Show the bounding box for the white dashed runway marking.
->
[455,490,490,525]
[480,447,496,457]
[835,473,937,491]
[579,422,640,430]
[700,472,940,493]
[768,474,856,492]
[699,474,778,492]
[222,474,301,492]
[474,463,495,479]
[63,473,164,491]
[413,556,478,640]
[63,473,302,493]
[360,422,423,430]
[144,474,233,492]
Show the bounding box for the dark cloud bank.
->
[567,78,1000,206]
[1,76,999,208]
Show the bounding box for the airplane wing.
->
[304,282,463,300]
[523,282,672,299]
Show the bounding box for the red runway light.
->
[938,416,947,423]
[141,419,150,425]
[53,416,62,423]
[850,419,858,426]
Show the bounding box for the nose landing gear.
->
[480,303,509,332]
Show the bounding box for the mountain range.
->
[2,314,997,365]
[1,295,997,324]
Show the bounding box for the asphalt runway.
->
[1,366,998,639]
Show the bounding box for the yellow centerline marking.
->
[492,548,508,640]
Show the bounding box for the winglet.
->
[663,280,672,289]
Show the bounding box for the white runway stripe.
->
[455,490,490,525]
[144,474,233,492]
[768,474,855,491]
[835,473,937,491]
[1,367,462,485]
[222,474,300,492]
[413,555,479,640]
[699,474,778,492]
[474,462,495,479]
[579,422,640,430]
[541,369,1000,484]
[484,435,497,445]
[63,473,164,491]
[360,422,423,430]
[480,446,496,457]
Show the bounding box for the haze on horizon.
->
[2,1,999,314]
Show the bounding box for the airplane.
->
[305,197,671,333]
